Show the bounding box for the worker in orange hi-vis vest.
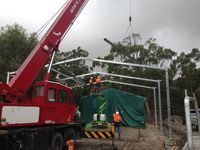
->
[113,111,121,139]
[95,76,102,93]
[89,77,94,93]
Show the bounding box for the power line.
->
[35,1,68,38]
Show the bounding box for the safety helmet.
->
[116,111,119,114]
[91,77,93,79]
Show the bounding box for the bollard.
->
[67,140,74,150]
[111,123,115,133]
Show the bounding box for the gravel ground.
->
[74,124,170,150]
[73,122,186,150]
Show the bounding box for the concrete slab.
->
[193,136,200,149]
[117,127,140,141]
[182,136,200,150]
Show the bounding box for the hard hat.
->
[116,111,119,114]
[91,77,93,79]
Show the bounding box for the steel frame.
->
[61,71,163,135]
[51,57,171,137]
[7,57,172,141]
[84,57,172,141]
[72,79,158,133]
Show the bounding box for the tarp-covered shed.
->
[79,88,145,127]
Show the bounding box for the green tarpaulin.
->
[79,88,145,127]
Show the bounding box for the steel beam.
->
[85,57,165,70]
[46,57,83,67]
[105,80,155,89]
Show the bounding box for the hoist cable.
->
[130,0,132,20]
[122,0,133,45]
[35,0,69,38]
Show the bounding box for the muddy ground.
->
[74,119,187,150]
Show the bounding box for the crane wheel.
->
[50,132,64,150]
[65,128,76,141]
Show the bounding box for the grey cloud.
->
[1,0,200,57]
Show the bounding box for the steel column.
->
[153,87,158,133]
[158,80,163,135]
[6,72,10,84]
[165,69,172,145]
[47,51,56,74]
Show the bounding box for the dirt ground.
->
[74,116,187,150]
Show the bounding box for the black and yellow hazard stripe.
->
[84,130,115,139]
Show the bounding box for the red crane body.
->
[0,0,88,128]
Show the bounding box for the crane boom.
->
[4,0,88,98]
[0,0,89,134]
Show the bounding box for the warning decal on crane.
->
[84,130,114,139]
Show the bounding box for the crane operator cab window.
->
[69,95,74,105]
[58,90,67,103]
[48,88,55,102]
[34,86,45,97]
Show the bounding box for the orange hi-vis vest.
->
[113,114,121,122]
[96,78,101,83]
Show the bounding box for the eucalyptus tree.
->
[0,24,38,82]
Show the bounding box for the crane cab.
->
[0,81,76,128]
[32,81,77,125]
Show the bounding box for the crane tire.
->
[50,132,64,150]
[65,128,76,141]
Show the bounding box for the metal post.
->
[45,51,56,81]
[158,81,163,135]
[153,88,158,133]
[6,72,10,84]
[47,51,56,74]
[184,96,194,150]
[165,69,172,145]
[184,96,200,149]
[194,98,200,137]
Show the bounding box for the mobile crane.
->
[0,0,89,149]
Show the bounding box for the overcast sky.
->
[0,0,200,57]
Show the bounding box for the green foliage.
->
[170,48,200,98]
[0,24,38,81]
[93,34,200,119]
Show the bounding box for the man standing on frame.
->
[95,76,102,93]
